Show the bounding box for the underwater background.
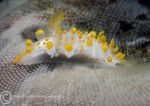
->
[0,0,150,106]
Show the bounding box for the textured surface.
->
[0,0,29,19]
[1,63,150,106]
[0,0,150,106]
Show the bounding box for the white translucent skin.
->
[19,31,122,66]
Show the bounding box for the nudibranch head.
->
[13,13,126,66]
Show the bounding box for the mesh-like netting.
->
[0,0,150,105]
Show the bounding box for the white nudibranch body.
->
[13,27,125,66]
[13,13,125,66]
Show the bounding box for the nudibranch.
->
[13,13,125,66]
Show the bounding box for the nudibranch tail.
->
[13,51,27,64]
[13,13,125,66]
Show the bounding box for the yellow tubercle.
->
[37,42,40,45]
[115,52,125,61]
[45,37,49,41]
[96,34,102,43]
[65,37,68,41]
[107,56,113,63]
[76,30,80,35]
[97,34,101,38]
[84,31,88,35]
[71,36,74,41]
[86,39,93,47]
[102,42,108,46]
[80,45,84,51]
[102,43,108,52]
[79,32,83,35]
[78,34,83,39]
[63,30,67,34]
[101,35,106,42]
[26,47,33,53]
[70,27,77,34]
[43,42,46,45]
[46,42,54,50]
[97,37,101,43]
[113,47,119,53]
[65,43,73,52]
[90,31,96,38]
[99,31,104,36]
[25,39,32,46]
[109,38,115,48]
[36,29,44,36]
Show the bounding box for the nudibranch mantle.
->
[13,13,125,66]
